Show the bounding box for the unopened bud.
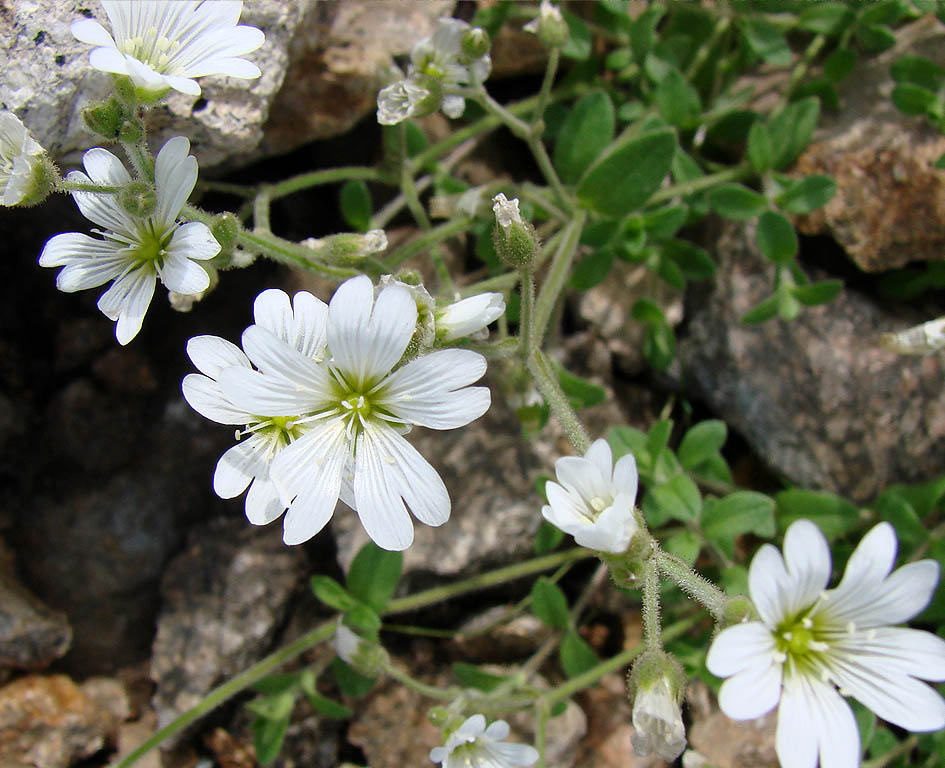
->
[119,180,157,217]
[524,1,569,48]
[492,193,538,270]
[378,273,435,355]
[720,595,755,627]
[307,229,388,265]
[211,212,241,254]
[427,706,451,728]
[627,651,687,762]
[462,27,491,60]
[334,622,389,678]
[82,97,126,139]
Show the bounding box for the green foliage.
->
[453,662,510,692]
[708,184,767,220]
[532,577,570,628]
[554,90,616,184]
[339,180,371,232]
[346,542,403,613]
[756,211,798,265]
[560,629,599,677]
[775,489,859,540]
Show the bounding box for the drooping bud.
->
[627,651,687,762]
[119,180,157,217]
[523,1,569,49]
[492,193,538,270]
[334,621,389,678]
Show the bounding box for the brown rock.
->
[0,569,71,671]
[679,219,945,502]
[0,674,124,767]
[794,15,945,272]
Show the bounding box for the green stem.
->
[534,701,549,768]
[384,217,470,270]
[383,663,457,701]
[777,33,827,112]
[254,185,272,233]
[123,140,153,182]
[519,268,536,361]
[112,621,336,768]
[533,48,560,128]
[533,212,586,347]
[527,349,591,454]
[685,16,731,80]
[641,558,662,653]
[55,180,122,195]
[646,164,751,206]
[654,549,727,623]
[268,166,382,202]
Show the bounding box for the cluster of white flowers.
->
[430,714,539,768]
[708,519,945,768]
[377,18,492,125]
[184,276,503,551]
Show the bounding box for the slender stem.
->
[384,217,470,270]
[459,271,520,296]
[533,48,560,128]
[685,16,731,80]
[122,140,153,182]
[519,268,536,361]
[111,621,336,768]
[254,185,272,233]
[777,33,827,113]
[383,663,456,701]
[268,166,382,202]
[533,212,586,347]
[862,734,919,768]
[55,180,122,195]
[654,549,727,623]
[527,349,591,454]
[641,559,662,653]
[646,164,751,206]
[534,701,549,768]
[526,136,572,214]
[519,182,568,224]
[197,180,255,198]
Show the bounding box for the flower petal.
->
[185,335,250,379]
[245,478,286,526]
[573,495,636,554]
[717,656,782,720]
[97,267,156,345]
[353,426,414,551]
[612,452,638,501]
[777,674,858,768]
[182,373,250,425]
[218,366,319,416]
[781,519,832,618]
[554,455,610,509]
[71,18,117,48]
[166,221,220,262]
[241,325,333,395]
[707,622,778,677]
[158,251,210,294]
[213,436,267,498]
[154,136,197,228]
[748,544,791,628]
[88,46,131,75]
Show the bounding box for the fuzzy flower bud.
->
[119,180,157,218]
[523,1,569,48]
[436,293,506,342]
[461,27,491,60]
[627,651,687,762]
[377,76,439,126]
[492,194,538,270]
[0,112,53,207]
[334,622,389,678]
[82,96,127,139]
[303,230,388,265]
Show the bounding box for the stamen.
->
[846,621,856,635]
[801,617,813,629]
[808,640,830,652]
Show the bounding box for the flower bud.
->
[82,96,126,139]
[376,76,440,126]
[378,273,436,355]
[627,651,687,762]
[719,594,755,627]
[0,112,54,207]
[492,193,538,270]
[435,292,506,342]
[305,229,388,266]
[524,1,569,49]
[461,27,491,60]
[334,622,389,678]
[118,118,145,145]
[211,212,241,255]
[119,180,157,217]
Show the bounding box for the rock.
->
[685,679,777,768]
[678,219,945,503]
[150,517,306,732]
[2,0,451,171]
[794,15,945,272]
[0,674,127,768]
[0,567,71,671]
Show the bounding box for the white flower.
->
[182,289,328,526]
[631,675,686,762]
[706,520,945,768]
[39,137,219,344]
[216,275,491,550]
[436,293,505,342]
[492,193,523,231]
[524,1,564,34]
[71,0,265,96]
[541,438,639,554]
[430,714,538,768]
[0,112,46,206]
[377,78,433,126]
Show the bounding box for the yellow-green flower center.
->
[121,30,181,72]
[775,612,831,668]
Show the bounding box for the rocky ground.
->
[1,3,944,768]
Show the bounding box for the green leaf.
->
[777,283,802,321]
[651,473,702,522]
[875,491,927,550]
[655,67,702,128]
[851,700,877,754]
[891,83,937,116]
[346,542,403,613]
[740,18,792,67]
[609,425,647,463]
[791,280,843,306]
[246,690,295,721]
[757,211,798,265]
[569,249,614,291]
[561,10,591,60]
[664,530,702,565]
[656,255,685,290]
[577,130,676,218]
[775,489,859,540]
[643,320,676,370]
[554,91,616,185]
[560,629,599,678]
[339,180,371,232]
[330,657,375,697]
[629,6,664,64]
[702,492,777,558]
[886,475,945,518]
[767,97,820,170]
[741,294,779,324]
[678,420,727,470]
[776,175,836,214]
[535,520,566,554]
[471,2,513,35]
[557,366,607,409]
[642,205,689,240]
[708,184,767,220]
[452,662,510,692]
[532,577,570,628]
[252,713,290,766]
[823,48,857,82]
[251,673,300,697]
[891,55,945,90]
[855,24,897,53]
[662,239,716,280]
[343,603,382,638]
[646,418,674,461]
[605,47,633,71]
[798,4,855,36]
[617,101,646,123]
[309,576,360,612]
[747,121,774,173]
[298,670,354,719]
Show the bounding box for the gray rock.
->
[0,568,71,671]
[150,517,306,732]
[679,219,945,503]
[794,14,945,272]
[2,0,451,171]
